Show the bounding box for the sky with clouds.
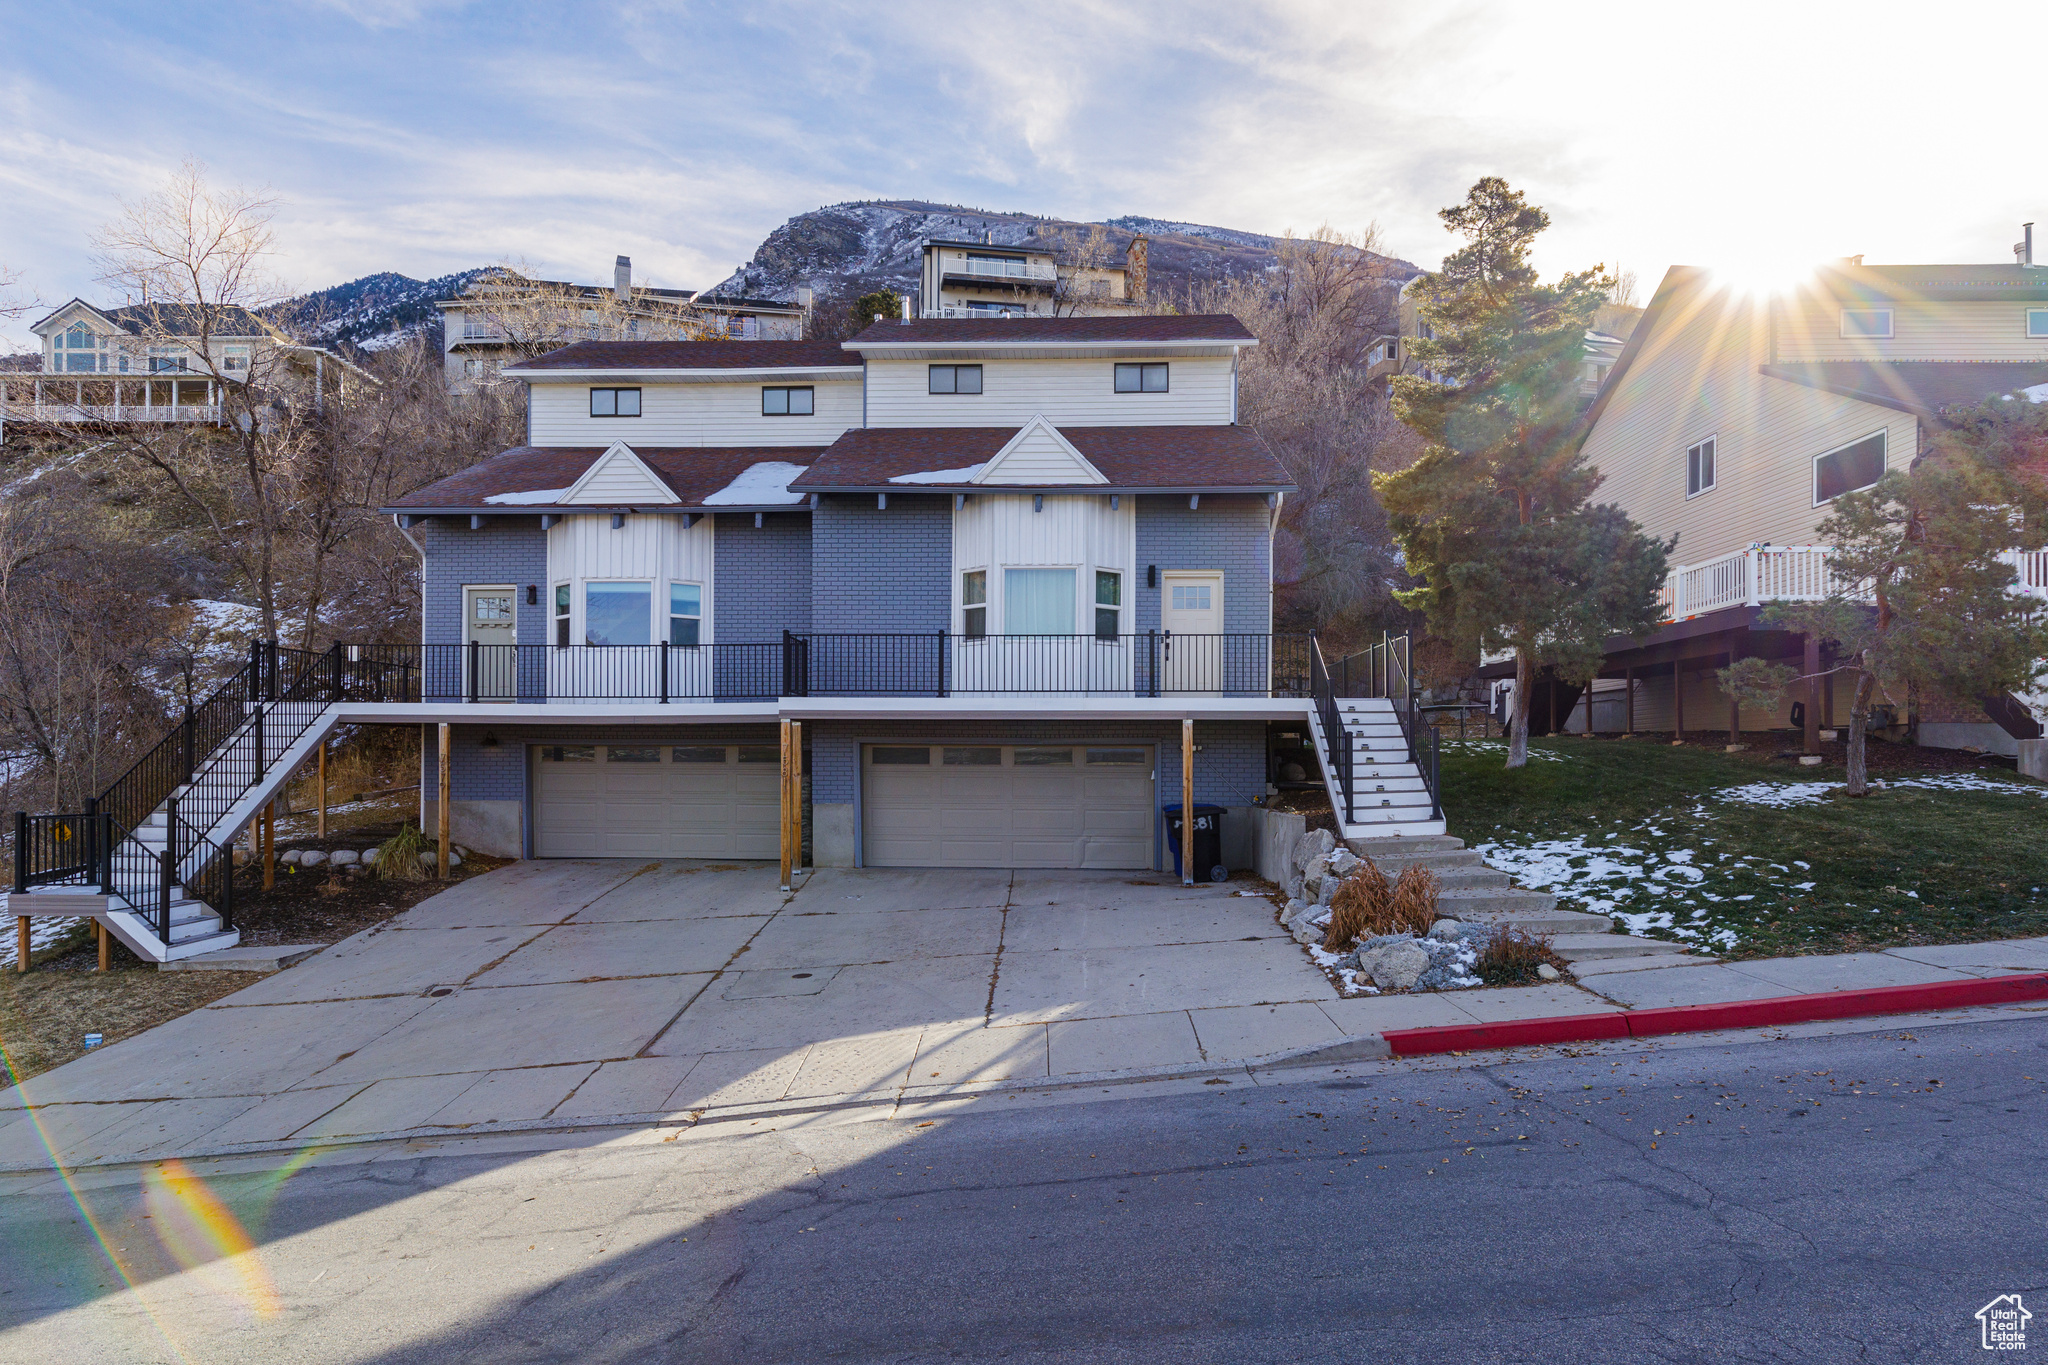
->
[1,0,2037,347]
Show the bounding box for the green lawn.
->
[1438,736,2048,959]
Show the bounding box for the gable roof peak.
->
[972,415,1109,486]
[559,440,681,505]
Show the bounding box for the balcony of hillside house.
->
[343,633,1317,705]
[1658,543,2048,623]
[938,256,1057,289]
[0,373,224,426]
[922,305,1051,319]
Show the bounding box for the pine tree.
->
[1376,178,1669,768]
[1763,397,2048,794]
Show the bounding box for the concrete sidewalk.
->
[3,858,2045,1174]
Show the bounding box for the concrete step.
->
[1551,933,1693,962]
[1436,888,1558,914]
[1351,848,1485,873]
[160,943,321,973]
[1346,834,1466,856]
[1454,907,1616,935]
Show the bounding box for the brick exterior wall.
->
[420,517,549,646]
[1133,494,1272,635]
[429,722,783,801]
[713,511,812,641]
[811,493,952,632]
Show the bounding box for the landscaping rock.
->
[1427,919,1463,941]
[299,849,327,868]
[1537,963,1562,980]
[328,849,359,867]
[1329,849,1361,878]
[278,849,302,867]
[361,848,380,865]
[1356,939,1430,992]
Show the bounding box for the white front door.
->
[1159,572,1223,693]
[463,585,517,700]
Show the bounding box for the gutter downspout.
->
[392,512,431,832]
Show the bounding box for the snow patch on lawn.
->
[1710,773,2048,808]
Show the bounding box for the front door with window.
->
[1159,572,1223,693]
[463,585,517,700]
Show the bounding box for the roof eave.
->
[500,366,865,381]
[791,482,1295,496]
[840,337,1257,354]
[382,502,813,517]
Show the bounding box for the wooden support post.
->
[1180,718,1195,887]
[16,917,27,973]
[98,920,109,972]
[1726,633,1742,745]
[779,718,795,891]
[317,740,328,840]
[1580,680,1594,736]
[262,801,275,890]
[790,721,803,877]
[1673,660,1686,744]
[1823,646,1835,730]
[1624,665,1635,735]
[1803,633,1822,754]
[437,723,451,879]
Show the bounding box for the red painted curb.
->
[1380,970,2048,1058]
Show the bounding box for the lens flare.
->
[143,1159,282,1318]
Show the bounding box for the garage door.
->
[862,743,1155,869]
[533,743,779,858]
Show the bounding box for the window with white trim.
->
[1094,569,1122,640]
[761,386,813,415]
[1113,362,1169,393]
[1839,308,1894,339]
[2028,308,2048,339]
[668,582,702,647]
[589,387,641,417]
[553,583,571,647]
[961,569,987,638]
[1814,431,1887,504]
[1686,436,1717,498]
[1005,568,1076,634]
[584,581,651,646]
[929,364,983,394]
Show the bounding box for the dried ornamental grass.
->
[1475,927,1565,986]
[374,824,428,881]
[1324,858,1394,950]
[1388,864,1441,936]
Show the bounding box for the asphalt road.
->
[4,1014,2044,1364]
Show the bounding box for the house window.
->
[1814,431,1888,504]
[1114,362,1169,393]
[1839,308,1894,339]
[1686,437,1717,498]
[553,583,571,646]
[2028,309,2048,339]
[589,387,641,417]
[584,582,651,646]
[961,569,987,638]
[1094,569,1122,640]
[668,582,702,647]
[540,745,596,762]
[147,346,185,373]
[870,746,930,764]
[928,364,983,394]
[762,386,814,415]
[1171,582,1212,613]
[222,347,249,373]
[1004,567,1076,634]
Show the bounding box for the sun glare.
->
[1708,252,1825,298]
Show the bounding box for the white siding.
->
[1584,276,1917,566]
[527,377,861,446]
[546,513,717,641]
[1777,298,2048,363]
[974,422,1107,484]
[952,494,1135,631]
[863,357,1234,426]
[562,446,676,504]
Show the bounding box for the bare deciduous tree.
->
[459,260,712,377]
[1045,224,1123,315]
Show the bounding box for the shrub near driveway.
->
[1440,737,2048,960]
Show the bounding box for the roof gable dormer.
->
[559,441,680,505]
[971,416,1109,486]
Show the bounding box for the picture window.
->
[589,387,641,417]
[584,582,651,646]
[761,386,814,416]
[1814,431,1887,504]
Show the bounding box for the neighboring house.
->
[916,236,1146,319]
[1513,252,2048,750]
[1366,281,1641,394]
[372,313,1434,870]
[0,299,366,435]
[437,257,803,388]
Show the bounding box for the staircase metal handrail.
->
[1308,636,1355,824]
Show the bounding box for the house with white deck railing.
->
[1501,243,2048,751]
[8,314,1449,966]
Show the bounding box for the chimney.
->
[1127,235,1149,304]
[613,255,631,304]
[795,285,814,310]
[900,295,911,324]
[2019,223,2036,268]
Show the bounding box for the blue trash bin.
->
[1162,802,1227,882]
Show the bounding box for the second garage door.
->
[533,742,779,858]
[862,743,1155,869]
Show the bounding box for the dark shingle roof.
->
[844,314,1256,348]
[1759,361,2048,419]
[386,445,827,510]
[790,425,1291,491]
[504,340,856,372]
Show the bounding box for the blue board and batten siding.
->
[420,518,549,646]
[1133,495,1272,635]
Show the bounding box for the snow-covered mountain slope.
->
[704,200,1416,308]
[264,268,494,354]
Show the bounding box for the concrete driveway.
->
[0,860,1402,1165]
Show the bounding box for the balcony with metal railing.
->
[1658,543,2048,622]
[940,256,1057,285]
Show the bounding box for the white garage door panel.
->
[862,744,1154,869]
[534,745,780,858]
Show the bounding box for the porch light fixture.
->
[480,733,500,748]
[526,585,537,605]
[611,512,625,529]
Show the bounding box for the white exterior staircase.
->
[1306,695,1447,840]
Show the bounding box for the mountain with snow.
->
[264,268,494,354]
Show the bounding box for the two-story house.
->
[916,236,1144,319]
[0,299,367,437]
[4,313,1445,964]
[1532,252,2048,751]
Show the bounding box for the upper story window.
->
[929,364,983,394]
[762,386,814,416]
[1839,308,1894,339]
[961,570,987,638]
[1094,570,1122,641]
[584,581,650,646]
[2028,309,2048,339]
[589,387,641,417]
[554,583,571,647]
[222,346,250,373]
[669,583,701,647]
[1114,362,1169,393]
[1814,431,1887,505]
[1686,437,1717,498]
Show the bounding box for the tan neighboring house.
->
[438,256,804,388]
[1504,248,2048,753]
[916,234,1147,319]
[0,298,367,438]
